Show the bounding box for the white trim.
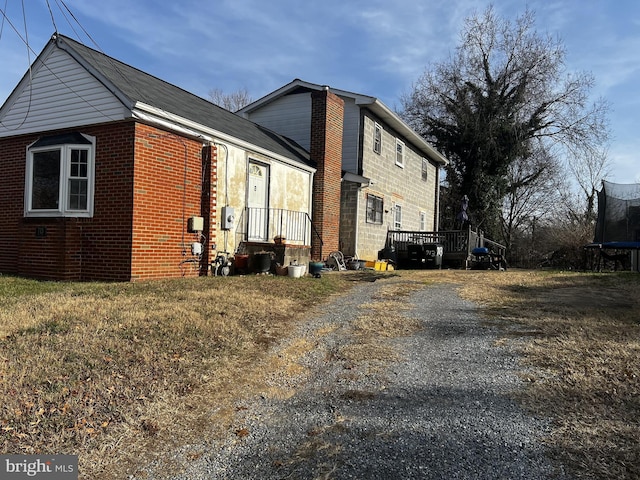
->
[395,139,405,168]
[393,203,403,229]
[24,134,96,218]
[373,122,382,155]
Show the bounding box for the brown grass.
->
[1,269,639,479]
[0,274,355,478]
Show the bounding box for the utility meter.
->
[191,242,203,255]
[221,206,235,230]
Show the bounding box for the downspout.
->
[354,185,361,259]
[213,142,230,252]
[309,170,315,251]
[435,166,441,232]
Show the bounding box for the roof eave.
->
[133,102,315,173]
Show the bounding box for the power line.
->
[45,0,58,34]
[0,0,8,40]
[0,3,123,129]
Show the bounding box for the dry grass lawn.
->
[1,269,638,479]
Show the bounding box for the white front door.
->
[247,161,269,241]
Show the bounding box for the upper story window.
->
[420,211,427,231]
[373,123,382,155]
[395,139,404,167]
[366,193,383,224]
[25,132,95,217]
[422,158,429,181]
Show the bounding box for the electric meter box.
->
[187,216,204,233]
[191,242,203,255]
[221,206,235,230]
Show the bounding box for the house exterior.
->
[0,34,315,281]
[239,79,449,262]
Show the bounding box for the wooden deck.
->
[384,227,506,269]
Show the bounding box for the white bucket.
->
[288,264,305,278]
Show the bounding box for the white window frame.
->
[420,211,427,231]
[373,123,382,155]
[394,204,402,229]
[422,158,429,181]
[25,134,96,218]
[395,139,405,168]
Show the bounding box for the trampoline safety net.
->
[594,180,640,243]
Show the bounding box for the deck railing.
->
[386,227,505,267]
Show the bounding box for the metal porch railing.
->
[238,207,320,246]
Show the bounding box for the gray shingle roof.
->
[57,35,312,167]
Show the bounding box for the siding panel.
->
[247,93,312,150]
[342,99,360,172]
[0,48,129,137]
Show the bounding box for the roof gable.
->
[56,36,311,166]
[240,79,448,166]
[0,40,129,136]
[1,34,311,168]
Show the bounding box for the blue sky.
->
[1,0,639,183]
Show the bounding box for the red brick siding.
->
[0,132,27,275]
[81,122,135,280]
[310,90,344,260]
[0,121,217,281]
[131,124,207,280]
[0,122,136,281]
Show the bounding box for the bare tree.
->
[501,144,561,252]
[208,87,253,112]
[565,144,612,221]
[402,6,609,242]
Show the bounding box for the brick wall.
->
[0,121,215,281]
[200,144,218,275]
[131,123,209,280]
[0,122,136,280]
[0,131,27,275]
[310,89,344,261]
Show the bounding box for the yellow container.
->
[374,260,387,271]
[364,260,376,268]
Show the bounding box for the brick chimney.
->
[310,88,344,261]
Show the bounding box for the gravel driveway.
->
[147,277,572,479]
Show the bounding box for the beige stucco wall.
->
[214,142,313,254]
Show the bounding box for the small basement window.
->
[25,132,95,217]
